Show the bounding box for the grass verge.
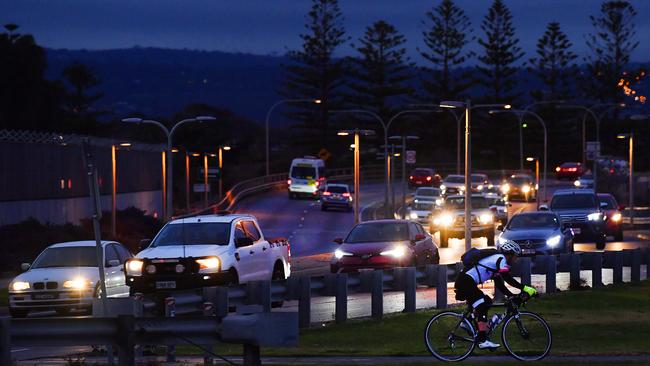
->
[178,280,650,357]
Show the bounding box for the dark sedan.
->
[330,220,439,273]
[498,212,574,256]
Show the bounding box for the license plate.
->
[155,281,176,289]
[572,228,581,234]
[522,248,535,255]
[32,293,58,300]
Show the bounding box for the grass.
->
[177,280,650,358]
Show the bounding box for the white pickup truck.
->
[124,214,290,294]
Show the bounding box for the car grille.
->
[559,214,588,223]
[32,282,58,290]
[513,239,547,248]
[455,215,478,225]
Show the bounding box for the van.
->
[288,157,326,199]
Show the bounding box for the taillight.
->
[315,180,320,187]
[409,176,414,180]
[556,167,560,172]
[342,192,350,197]
[426,176,432,181]
[287,179,292,185]
[323,191,332,196]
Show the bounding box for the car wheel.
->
[486,229,495,247]
[614,229,624,242]
[595,237,606,250]
[439,231,449,248]
[9,308,28,318]
[271,263,285,308]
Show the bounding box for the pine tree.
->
[584,0,638,102]
[528,22,577,101]
[418,0,474,102]
[347,20,413,125]
[476,0,524,103]
[62,62,103,116]
[281,0,348,150]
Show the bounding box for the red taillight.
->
[323,191,332,196]
[287,179,292,185]
[409,176,414,180]
[569,167,577,172]
[342,192,350,197]
[610,169,614,174]
[315,180,320,187]
[426,176,432,181]
[287,242,291,258]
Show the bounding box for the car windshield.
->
[486,197,505,206]
[416,188,440,197]
[345,222,409,243]
[599,196,617,209]
[561,163,579,168]
[413,169,431,176]
[507,214,560,230]
[151,223,231,246]
[291,166,316,179]
[32,247,98,268]
[471,175,486,182]
[509,177,530,185]
[413,202,435,211]
[327,186,347,193]
[551,194,597,209]
[445,176,464,183]
[445,197,489,210]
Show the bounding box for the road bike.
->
[424,294,552,362]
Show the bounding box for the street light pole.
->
[111,144,117,238]
[265,99,321,176]
[338,129,374,224]
[618,133,634,225]
[203,154,209,208]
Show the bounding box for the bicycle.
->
[424,294,552,362]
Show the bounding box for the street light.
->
[389,135,419,219]
[330,109,436,217]
[122,115,217,221]
[617,132,634,225]
[218,145,232,200]
[439,100,512,251]
[265,99,321,176]
[490,109,548,206]
[338,129,375,224]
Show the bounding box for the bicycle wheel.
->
[424,312,476,362]
[501,311,552,361]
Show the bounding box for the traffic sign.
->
[585,141,600,161]
[406,150,416,164]
[318,148,331,161]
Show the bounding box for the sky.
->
[2,0,650,64]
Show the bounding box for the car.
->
[8,241,131,318]
[413,187,443,206]
[321,183,353,211]
[574,173,594,189]
[483,182,503,197]
[484,194,509,226]
[330,220,439,273]
[497,212,574,256]
[502,174,536,202]
[556,162,584,180]
[598,193,624,241]
[125,214,291,294]
[409,168,442,188]
[542,189,607,249]
[440,174,466,197]
[431,194,496,248]
[407,201,437,226]
[470,173,489,192]
[288,157,326,199]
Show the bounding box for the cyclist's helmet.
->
[499,239,521,255]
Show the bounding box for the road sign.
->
[318,148,331,161]
[585,141,600,161]
[406,150,416,164]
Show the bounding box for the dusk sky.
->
[3,0,650,64]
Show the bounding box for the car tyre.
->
[439,230,449,248]
[614,229,624,242]
[271,263,285,308]
[9,308,28,318]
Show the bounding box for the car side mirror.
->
[139,239,151,251]
[20,263,30,272]
[333,238,343,245]
[539,205,549,211]
[496,223,504,232]
[414,234,426,241]
[107,259,121,267]
[235,237,254,248]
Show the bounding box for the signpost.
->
[406,150,416,164]
[585,141,601,191]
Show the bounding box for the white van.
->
[288,157,326,199]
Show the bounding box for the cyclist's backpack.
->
[460,248,498,271]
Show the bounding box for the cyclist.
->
[454,240,537,349]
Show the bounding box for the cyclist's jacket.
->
[464,254,524,297]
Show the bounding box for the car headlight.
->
[413,199,419,203]
[435,214,454,227]
[435,198,442,206]
[440,184,446,190]
[380,246,406,258]
[522,185,531,193]
[334,249,353,259]
[588,213,602,221]
[546,235,562,247]
[498,235,508,245]
[478,213,493,224]
[477,184,484,191]
[501,184,510,194]
[409,212,418,220]
[125,259,144,276]
[196,257,221,273]
[574,180,581,187]
[11,281,30,291]
[63,278,91,290]
[611,213,622,222]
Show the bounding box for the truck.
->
[124,213,290,295]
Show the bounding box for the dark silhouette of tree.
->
[418,0,474,102]
[281,0,348,150]
[584,0,638,102]
[347,20,413,125]
[528,22,577,101]
[477,0,524,103]
[62,62,104,117]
